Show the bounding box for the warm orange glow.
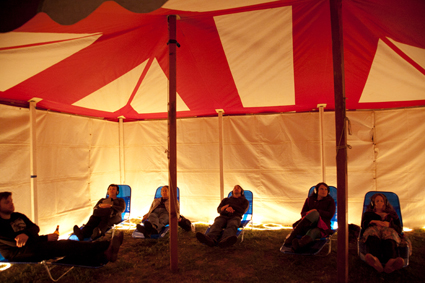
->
[0,263,11,271]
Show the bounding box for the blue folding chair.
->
[204,190,253,244]
[357,191,410,267]
[280,185,337,256]
[132,186,180,239]
[69,184,131,241]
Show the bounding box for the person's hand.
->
[15,233,29,247]
[99,203,112,208]
[375,220,389,227]
[225,206,235,213]
[142,214,148,221]
[221,204,229,212]
[47,233,59,241]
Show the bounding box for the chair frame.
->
[69,184,131,241]
[357,191,410,267]
[132,186,180,239]
[204,190,253,244]
[280,185,337,256]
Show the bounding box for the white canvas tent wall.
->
[1,103,424,235]
[1,0,425,234]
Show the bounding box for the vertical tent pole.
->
[118,116,125,184]
[318,104,326,182]
[168,14,178,273]
[216,109,225,200]
[29,99,40,224]
[329,0,348,282]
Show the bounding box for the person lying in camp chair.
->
[360,193,404,273]
[0,192,124,265]
[196,185,249,248]
[283,182,335,252]
[136,186,180,238]
[73,184,125,241]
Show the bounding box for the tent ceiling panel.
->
[0,0,424,120]
[360,38,425,103]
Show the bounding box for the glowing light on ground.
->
[0,263,11,271]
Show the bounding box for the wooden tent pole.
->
[329,0,349,282]
[168,14,178,273]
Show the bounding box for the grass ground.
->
[1,225,424,283]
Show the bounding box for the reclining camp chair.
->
[280,185,337,256]
[69,184,131,241]
[132,186,180,239]
[357,191,410,267]
[0,243,107,282]
[204,190,254,244]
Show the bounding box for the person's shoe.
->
[218,236,238,248]
[73,225,84,241]
[136,224,150,238]
[104,231,124,263]
[91,227,101,240]
[196,232,215,247]
[144,221,159,234]
[291,238,300,251]
[365,253,384,273]
[384,257,404,273]
[283,230,298,247]
[292,235,313,252]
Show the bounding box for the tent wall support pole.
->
[216,109,224,200]
[329,0,348,282]
[29,100,39,224]
[318,104,326,182]
[118,116,125,184]
[372,111,377,190]
[168,14,178,273]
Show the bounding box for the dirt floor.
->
[1,225,425,283]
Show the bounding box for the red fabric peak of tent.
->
[0,0,424,121]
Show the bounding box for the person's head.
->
[161,186,169,199]
[368,193,394,213]
[0,192,14,216]
[232,185,244,198]
[107,184,119,198]
[313,182,329,200]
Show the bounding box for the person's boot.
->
[283,218,312,246]
[73,225,84,241]
[292,235,313,252]
[91,227,102,240]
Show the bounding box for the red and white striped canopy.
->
[1,0,424,121]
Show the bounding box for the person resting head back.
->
[196,185,249,248]
[73,184,125,241]
[361,193,404,273]
[136,185,180,238]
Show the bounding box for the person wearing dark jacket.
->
[73,184,125,241]
[136,185,180,238]
[196,185,249,248]
[283,182,335,252]
[360,193,404,273]
[0,191,123,264]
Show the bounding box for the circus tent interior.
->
[1,0,425,234]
